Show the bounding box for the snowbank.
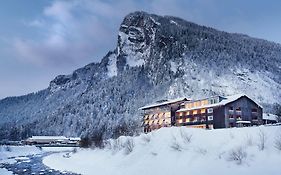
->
[0,168,13,175]
[43,126,281,175]
[0,146,41,163]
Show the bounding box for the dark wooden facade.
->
[176,95,263,129]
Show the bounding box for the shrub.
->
[274,134,281,151]
[141,134,151,144]
[245,134,254,147]
[80,136,92,148]
[180,129,192,144]
[124,138,135,155]
[228,147,247,165]
[257,129,267,151]
[72,148,78,154]
[4,146,11,152]
[170,136,182,152]
[112,138,123,153]
[196,147,207,155]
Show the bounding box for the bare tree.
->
[228,147,247,165]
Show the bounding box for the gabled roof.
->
[140,97,191,110]
[177,94,262,112]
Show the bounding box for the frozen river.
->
[0,146,79,175]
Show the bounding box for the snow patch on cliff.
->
[107,54,117,77]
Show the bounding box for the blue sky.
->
[0,0,281,99]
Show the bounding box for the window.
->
[237,115,242,120]
[186,118,190,122]
[144,115,149,120]
[252,108,258,113]
[202,100,208,105]
[178,119,183,124]
[208,116,213,121]
[252,115,258,120]
[201,108,206,113]
[229,115,234,119]
[201,116,206,122]
[236,107,241,111]
[229,106,234,110]
[207,108,213,113]
[193,110,198,115]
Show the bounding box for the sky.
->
[0,0,281,99]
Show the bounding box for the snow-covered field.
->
[43,125,281,175]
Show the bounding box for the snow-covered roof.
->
[236,121,251,124]
[28,136,68,140]
[140,97,191,110]
[177,94,260,112]
[69,137,81,141]
[263,113,278,121]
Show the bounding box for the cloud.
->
[14,0,122,67]
[12,0,281,69]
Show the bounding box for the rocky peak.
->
[116,11,161,67]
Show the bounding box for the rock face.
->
[0,11,280,140]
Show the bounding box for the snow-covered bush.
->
[123,138,135,155]
[228,147,247,165]
[108,138,123,153]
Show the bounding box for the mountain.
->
[0,11,281,141]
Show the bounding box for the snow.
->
[170,61,177,73]
[118,31,146,67]
[149,17,160,25]
[263,113,278,121]
[140,97,190,110]
[0,146,41,163]
[0,146,41,173]
[43,126,281,175]
[170,20,178,25]
[0,168,13,175]
[125,56,145,67]
[107,53,117,77]
[30,136,67,139]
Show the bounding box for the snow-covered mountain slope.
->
[43,126,281,175]
[0,11,281,140]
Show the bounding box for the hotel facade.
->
[141,94,263,132]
